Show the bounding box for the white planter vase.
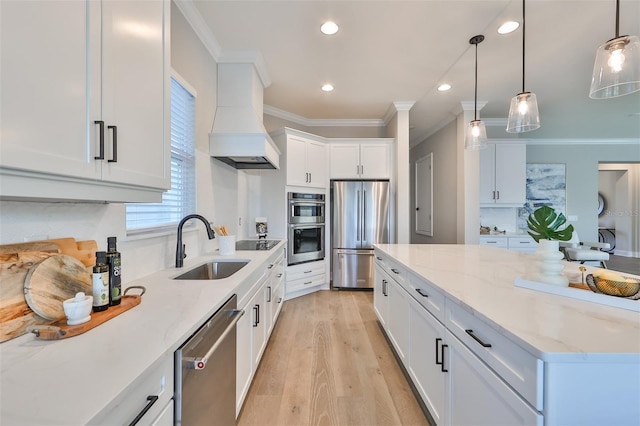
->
[533,239,569,287]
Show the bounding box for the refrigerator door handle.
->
[362,189,367,244]
[356,190,361,241]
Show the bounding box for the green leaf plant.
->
[526,205,574,243]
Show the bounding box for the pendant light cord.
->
[522,0,526,93]
[615,0,620,37]
[474,41,478,121]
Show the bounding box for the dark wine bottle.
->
[106,237,122,306]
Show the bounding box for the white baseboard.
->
[612,250,640,258]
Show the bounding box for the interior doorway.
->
[598,163,640,259]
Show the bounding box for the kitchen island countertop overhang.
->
[374,243,640,362]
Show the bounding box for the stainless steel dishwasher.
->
[175,294,244,425]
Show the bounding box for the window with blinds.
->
[126,75,196,234]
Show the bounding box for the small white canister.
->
[218,235,236,256]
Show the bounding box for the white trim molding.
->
[264,105,385,128]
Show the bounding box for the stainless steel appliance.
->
[331,180,390,289]
[287,192,326,266]
[288,192,325,224]
[288,224,325,265]
[235,239,280,251]
[174,295,244,425]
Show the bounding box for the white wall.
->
[0,3,245,283]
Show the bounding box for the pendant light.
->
[465,35,488,150]
[589,0,640,99]
[506,0,540,133]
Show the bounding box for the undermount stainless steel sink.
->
[173,260,249,280]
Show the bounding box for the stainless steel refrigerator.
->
[331,180,390,289]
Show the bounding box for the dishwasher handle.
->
[184,309,244,370]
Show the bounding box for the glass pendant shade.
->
[506,91,540,133]
[465,120,488,149]
[589,35,640,99]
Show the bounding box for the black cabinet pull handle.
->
[465,329,492,348]
[382,279,388,296]
[108,125,117,162]
[376,256,382,260]
[253,305,259,327]
[416,288,429,298]
[391,268,400,274]
[435,338,442,366]
[441,344,448,372]
[128,395,158,426]
[267,286,272,303]
[94,120,105,160]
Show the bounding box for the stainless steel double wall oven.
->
[287,192,325,265]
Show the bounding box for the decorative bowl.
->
[586,274,640,299]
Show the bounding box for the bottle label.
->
[92,271,110,307]
[109,256,122,304]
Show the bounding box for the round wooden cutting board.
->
[23,255,92,321]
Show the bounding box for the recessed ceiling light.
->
[498,21,520,34]
[321,21,339,35]
[437,84,452,92]
[322,83,334,92]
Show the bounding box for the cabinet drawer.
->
[407,273,445,323]
[479,237,508,248]
[287,273,326,293]
[287,260,325,281]
[508,237,536,249]
[89,353,173,426]
[374,254,407,286]
[445,301,543,411]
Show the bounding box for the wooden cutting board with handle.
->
[0,239,97,341]
[23,254,92,321]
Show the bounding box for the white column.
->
[455,101,486,245]
[386,101,415,244]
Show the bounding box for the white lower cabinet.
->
[374,250,543,425]
[447,330,543,425]
[285,260,326,297]
[408,296,447,425]
[88,353,173,426]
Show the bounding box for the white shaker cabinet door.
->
[286,136,308,187]
[0,1,98,179]
[448,331,543,426]
[305,140,326,187]
[408,297,447,426]
[360,143,391,179]
[99,0,169,190]
[330,144,360,179]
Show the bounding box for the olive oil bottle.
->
[92,251,110,312]
[106,237,122,306]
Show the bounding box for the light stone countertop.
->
[0,241,286,426]
[374,244,640,362]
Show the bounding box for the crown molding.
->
[173,0,222,61]
[264,105,385,127]
[524,138,640,145]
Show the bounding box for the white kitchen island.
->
[374,244,640,426]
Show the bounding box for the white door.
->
[448,331,543,425]
[386,279,410,363]
[415,154,433,236]
[305,140,327,188]
[99,0,169,189]
[236,301,253,416]
[361,144,391,179]
[479,144,496,204]
[373,264,389,327]
[408,297,447,425]
[330,144,360,178]
[0,1,98,179]
[494,144,526,205]
[287,136,308,186]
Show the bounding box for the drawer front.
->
[89,353,174,426]
[287,273,325,293]
[287,260,325,282]
[446,301,543,410]
[407,273,445,323]
[374,253,407,286]
[508,237,536,250]
[479,237,508,248]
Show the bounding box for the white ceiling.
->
[188,0,640,146]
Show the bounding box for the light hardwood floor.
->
[237,290,430,426]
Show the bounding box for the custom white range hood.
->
[210,62,280,169]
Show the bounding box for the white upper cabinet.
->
[0,0,170,202]
[479,143,526,207]
[285,135,327,189]
[330,141,393,179]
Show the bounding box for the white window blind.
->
[126,76,196,234]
